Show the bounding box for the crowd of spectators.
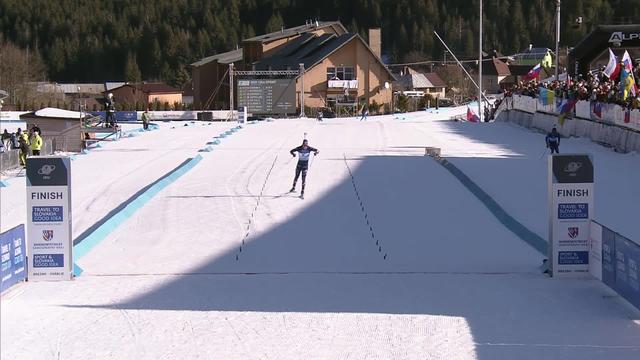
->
[505,61,640,110]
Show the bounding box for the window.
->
[327,67,336,80]
[327,66,355,80]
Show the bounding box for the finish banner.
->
[26,157,73,281]
[548,154,594,277]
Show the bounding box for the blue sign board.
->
[0,224,26,293]
[32,206,64,222]
[89,111,138,122]
[558,203,589,219]
[558,251,589,265]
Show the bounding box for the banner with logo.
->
[1,224,27,293]
[548,154,594,277]
[26,157,73,281]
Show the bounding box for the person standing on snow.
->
[545,127,560,154]
[142,108,151,130]
[30,130,43,156]
[289,139,319,198]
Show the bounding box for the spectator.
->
[1,129,11,150]
[30,130,43,156]
[142,108,150,130]
[18,129,29,167]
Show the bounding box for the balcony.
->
[327,79,358,89]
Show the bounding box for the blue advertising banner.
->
[1,224,27,293]
[614,234,640,309]
[89,111,138,122]
[602,226,616,288]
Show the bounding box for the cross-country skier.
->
[545,127,560,154]
[289,139,319,198]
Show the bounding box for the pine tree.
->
[125,52,142,83]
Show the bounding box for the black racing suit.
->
[290,145,318,193]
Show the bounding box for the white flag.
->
[603,48,619,79]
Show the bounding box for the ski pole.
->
[539,149,548,160]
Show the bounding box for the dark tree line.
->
[0,0,636,87]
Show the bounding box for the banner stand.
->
[26,156,73,281]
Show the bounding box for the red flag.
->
[604,48,620,80]
[467,107,480,122]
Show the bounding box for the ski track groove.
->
[221,121,304,262]
[343,152,388,261]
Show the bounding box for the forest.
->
[0,0,638,88]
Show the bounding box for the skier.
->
[289,139,319,199]
[360,107,368,121]
[545,127,560,154]
[316,109,323,122]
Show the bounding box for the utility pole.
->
[229,63,234,122]
[478,0,483,121]
[299,63,305,117]
[555,0,561,81]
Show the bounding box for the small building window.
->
[328,66,355,80]
[327,67,336,80]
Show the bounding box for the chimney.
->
[368,28,381,59]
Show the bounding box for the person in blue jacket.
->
[289,139,319,198]
[546,127,560,154]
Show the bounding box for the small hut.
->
[20,108,89,152]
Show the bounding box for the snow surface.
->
[1,114,640,359]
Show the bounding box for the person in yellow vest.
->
[30,130,43,156]
[18,128,29,167]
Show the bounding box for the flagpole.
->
[555,0,561,81]
[478,0,483,121]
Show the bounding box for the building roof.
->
[20,107,90,120]
[243,21,347,43]
[35,83,105,94]
[253,32,395,79]
[109,83,182,94]
[397,72,446,90]
[105,82,126,91]
[483,58,511,76]
[424,73,446,87]
[191,48,244,67]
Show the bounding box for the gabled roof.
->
[191,48,244,67]
[253,33,395,79]
[243,21,347,43]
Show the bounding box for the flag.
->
[539,87,555,106]
[624,108,631,124]
[557,98,578,126]
[541,50,553,69]
[523,63,542,81]
[593,102,603,118]
[466,107,480,122]
[620,50,637,100]
[603,48,620,80]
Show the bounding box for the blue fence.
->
[597,223,640,310]
[1,224,27,293]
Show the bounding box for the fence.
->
[589,221,640,310]
[500,95,640,153]
[0,138,54,172]
[509,94,640,133]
